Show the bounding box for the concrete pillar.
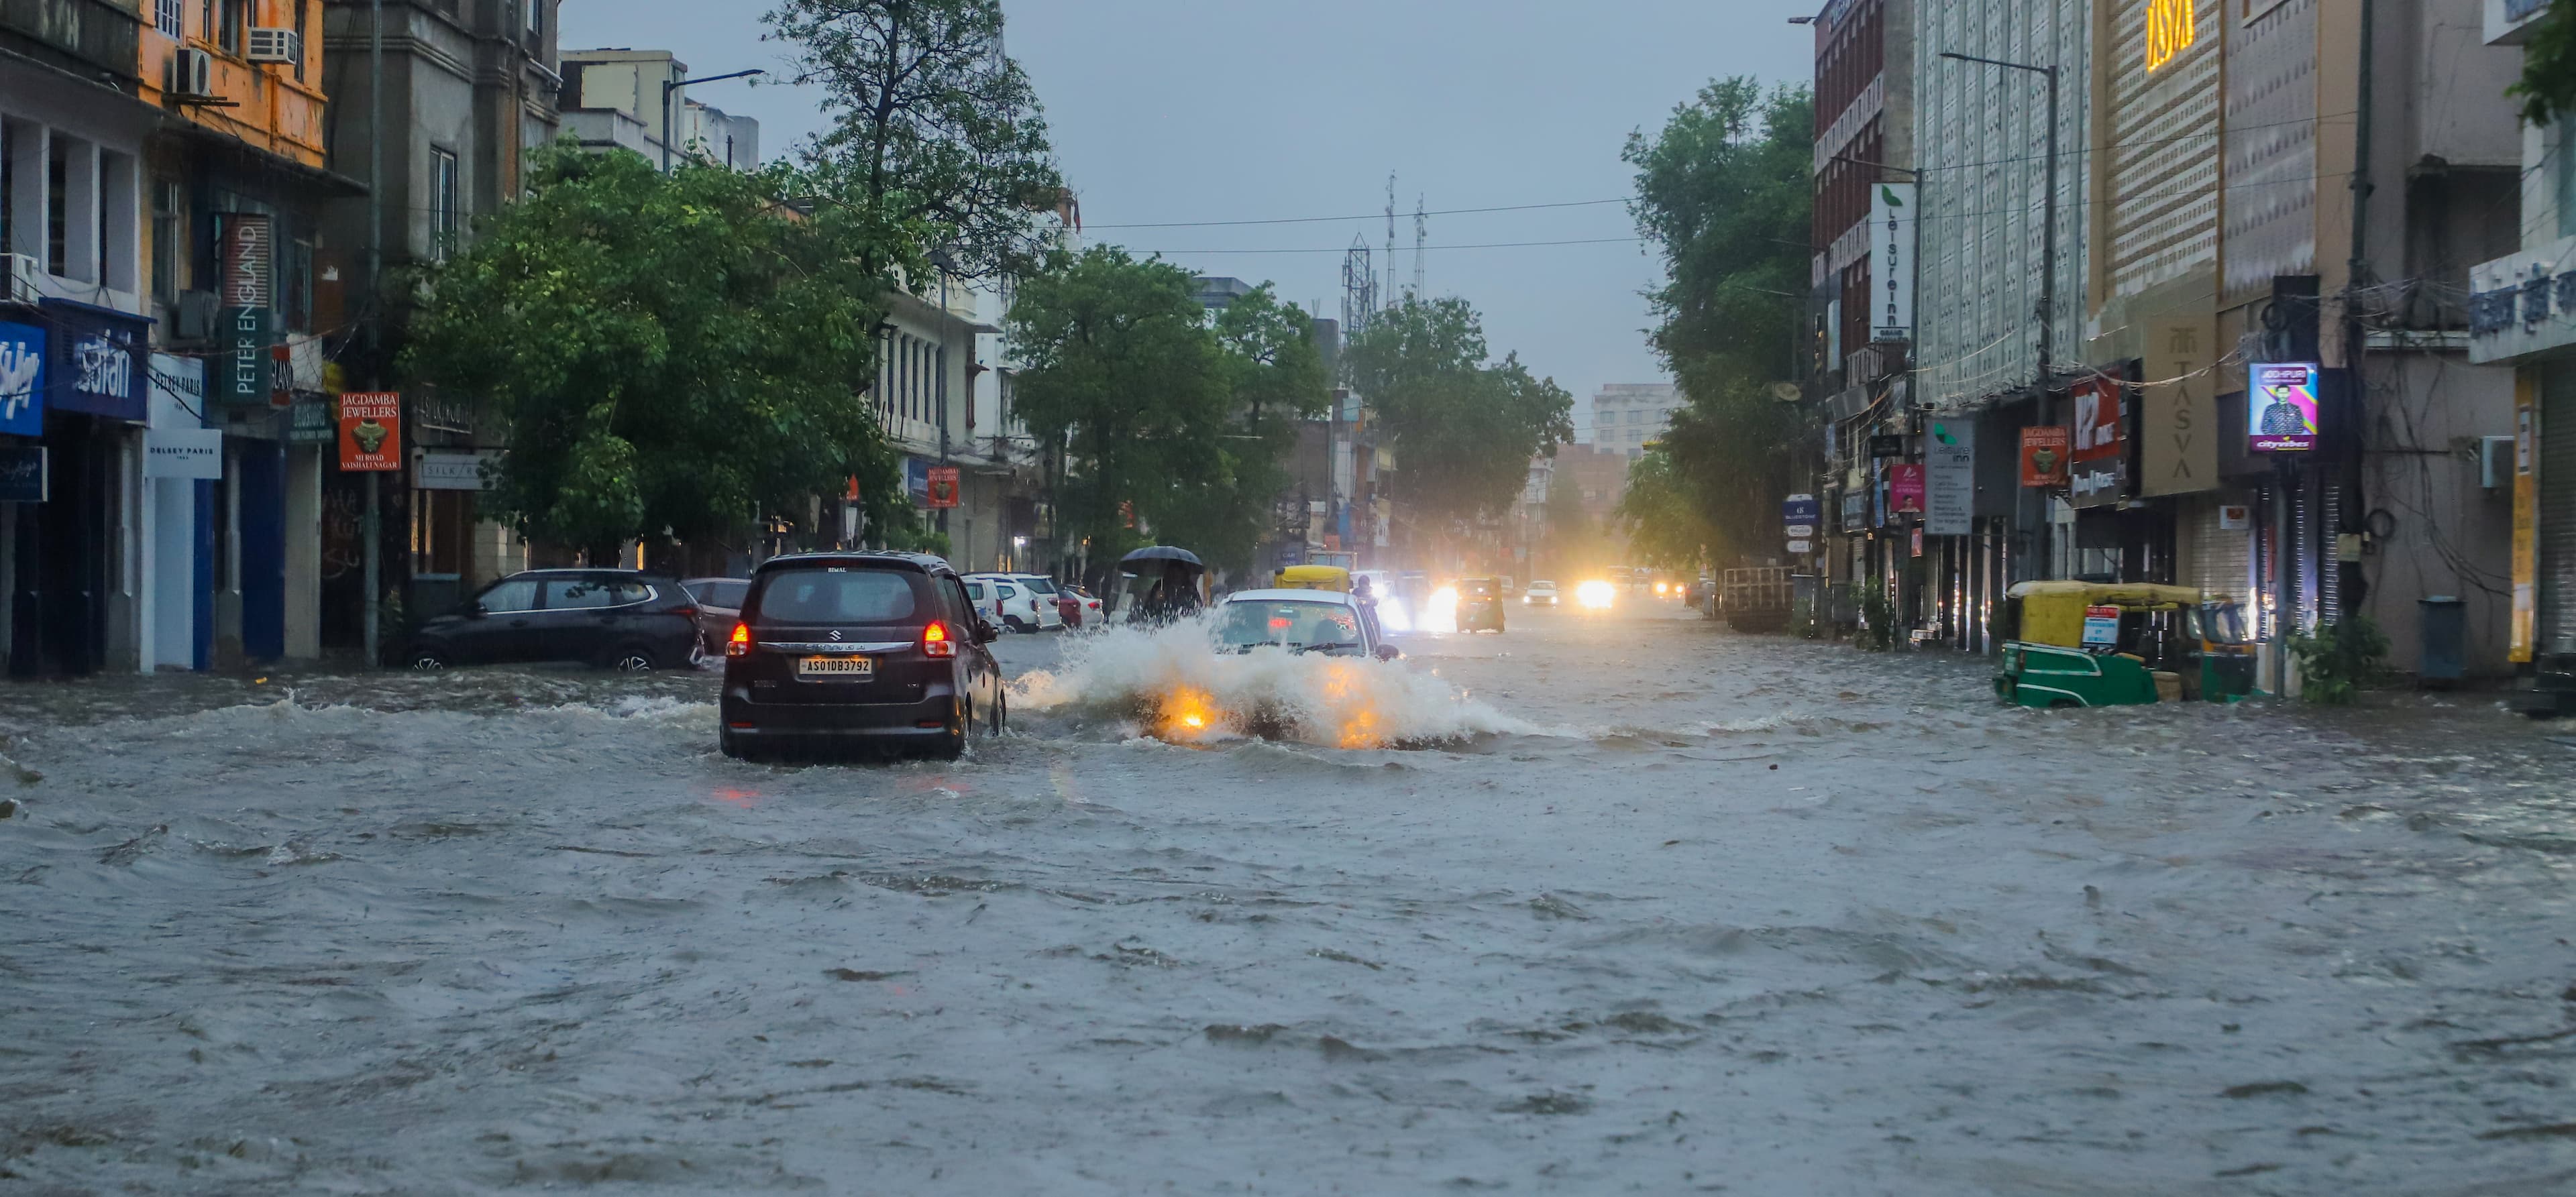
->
[5,119,47,262]
[284,444,322,659]
[61,135,99,283]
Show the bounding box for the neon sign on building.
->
[2144,0,2196,72]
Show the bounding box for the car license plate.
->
[796,655,874,679]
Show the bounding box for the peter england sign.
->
[219,214,275,405]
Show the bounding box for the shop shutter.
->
[2541,375,2576,655]
[2190,496,2251,603]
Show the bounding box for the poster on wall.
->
[2248,361,2320,452]
[925,465,961,509]
[2068,372,2129,506]
[1887,463,1925,515]
[0,320,46,437]
[337,392,403,471]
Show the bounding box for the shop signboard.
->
[1781,494,1822,525]
[1910,525,1924,557]
[1887,463,1925,516]
[925,465,961,509]
[144,429,225,479]
[2511,375,2538,663]
[1868,182,1915,342]
[2220,504,2252,530]
[1868,433,1907,458]
[1924,418,1974,535]
[0,445,45,502]
[2081,605,2121,650]
[288,397,336,444]
[38,300,145,421]
[2140,317,2217,496]
[218,214,275,406]
[0,320,44,437]
[2248,361,2319,452]
[2068,373,2129,506]
[415,451,498,491]
[2020,426,2070,487]
[1786,523,1817,538]
[337,392,403,471]
[1840,491,1867,531]
[1786,538,1813,555]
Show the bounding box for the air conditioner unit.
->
[167,47,215,97]
[246,28,301,66]
[2,253,39,304]
[2480,435,2516,490]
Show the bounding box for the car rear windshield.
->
[690,579,749,608]
[753,569,919,624]
[1016,576,1059,595]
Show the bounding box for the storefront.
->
[0,300,151,677]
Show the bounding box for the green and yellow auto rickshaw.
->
[1994,581,2257,708]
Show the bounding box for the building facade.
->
[560,48,761,172]
[1589,382,1681,459]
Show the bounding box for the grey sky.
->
[559,1,1817,443]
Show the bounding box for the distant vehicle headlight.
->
[1576,580,1617,610]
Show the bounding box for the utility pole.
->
[364,0,383,667]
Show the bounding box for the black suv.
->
[719,553,1006,760]
[405,569,704,672]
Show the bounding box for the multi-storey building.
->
[1589,382,1681,459]
[560,49,761,172]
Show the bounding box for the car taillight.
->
[670,606,698,620]
[922,620,957,658]
[726,622,751,657]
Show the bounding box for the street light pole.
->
[661,68,765,172]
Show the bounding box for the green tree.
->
[1614,445,1716,571]
[404,146,901,560]
[1004,247,1232,569]
[1342,297,1574,532]
[768,0,1065,279]
[1150,286,1332,573]
[2512,0,2576,125]
[1624,78,1813,565]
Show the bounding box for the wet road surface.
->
[4,601,2574,1194]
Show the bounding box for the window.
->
[215,0,245,56]
[478,578,541,614]
[151,179,181,306]
[525,0,543,36]
[753,569,920,624]
[156,0,182,38]
[293,1,309,80]
[46,140,67,276]
[545,577,648,609]
[429,147,460,261]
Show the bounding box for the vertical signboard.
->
[0,445,45,502]
[2020,426,2070,487]
[337,392,403,471]
[2068,372,2129,506]
[1869,182,1915,343]
[219,215,274,405]
[2511,372,2538,663]
[1887,463,1925,515]
[925,465,961,508]
[2140,316,2218,496]
[0,320,45,437]
[1924,418,1974,535]
[2248,361,2320,453]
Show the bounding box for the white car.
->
[1523,580,1559,607]
[964,574,1063,632]
[998,573,1075,630]
[1213,589,1399,660]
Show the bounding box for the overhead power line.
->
[1084,197,1631,231]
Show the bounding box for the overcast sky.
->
[559,1,1818,443]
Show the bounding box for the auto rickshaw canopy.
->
[2006,581,2238,650]
[1273,565,1352,592]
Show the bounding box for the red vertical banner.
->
[925,465,960,508]
[338,392,402,471]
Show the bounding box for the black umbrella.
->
[1118,545,1204,571]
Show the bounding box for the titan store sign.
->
[2143,0,2198,73]
[219,215,274,405]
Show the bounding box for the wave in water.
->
[1012,619,1534,749]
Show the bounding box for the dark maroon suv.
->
[718,553,1005,760]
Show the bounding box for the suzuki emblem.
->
[827,630,843,641]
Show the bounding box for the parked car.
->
[718,552,1006,760]
[1061,583,1105,627]
[963,573,1063,632]
[680,577,749,652]
[404,569,703,672]
[998,573,1071,632]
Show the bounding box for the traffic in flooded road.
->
[5,601,2571,1194]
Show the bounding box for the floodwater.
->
[3,600,2573,1194]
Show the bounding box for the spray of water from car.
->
[1010,615,1531,748]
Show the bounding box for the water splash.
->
[1012,618,1533,748]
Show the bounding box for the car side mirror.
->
[1374,644,1401,662]
[464,601,488,618]
[974,620,1000,644]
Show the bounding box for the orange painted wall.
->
[139,1,328,169]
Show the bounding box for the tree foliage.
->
[1624,78,1813,566]
[2512,0,2576,125]
[767,0,1065,279]
[1006,249,1328,575]
[1613,445,1717,570]
[1341,297,1573,532]
[404,146,900,559]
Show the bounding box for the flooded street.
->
[5,602,2575,1194]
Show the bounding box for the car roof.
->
[755,551,953,577]
[505,567,674,581]
[1224,588,1360,606]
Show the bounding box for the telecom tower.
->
[1385,173,1398,307]
[1340,237,1376,337]
[1412,193,1427,298]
